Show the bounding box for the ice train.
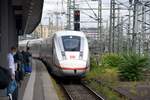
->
[19,31,90,78]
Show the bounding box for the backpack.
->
[22,51,31,63]
[0,66,11,89]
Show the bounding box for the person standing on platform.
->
[14,48,25,84]
[25,47,32,66]
[7,47,18,100]
[23,47,32,73]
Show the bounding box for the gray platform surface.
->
[22,59,59,100]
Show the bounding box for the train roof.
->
[55,31,86,37]
[19,40,29,45]
[28,38,43,43]
[19,38,44,45]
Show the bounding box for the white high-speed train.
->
[19,31,90,78]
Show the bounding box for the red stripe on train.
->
[55,64,87,70]
[62,67,87,70]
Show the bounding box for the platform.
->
[22,59,59,100]
[0,59,59,100]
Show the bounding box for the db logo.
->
[70,55,75,59]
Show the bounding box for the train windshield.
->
[62,36,80,51]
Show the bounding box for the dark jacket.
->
[0,66,11,89]
[22,51,32,64]
[14,51,24,64]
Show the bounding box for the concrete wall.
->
[0,0,18,68]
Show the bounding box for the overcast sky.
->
[41,0,129,28]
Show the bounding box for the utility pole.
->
[120,17,124,52]
[109,0,113,53]
[127,3,132,52]
[98,0,102,54]
[67,0,71,30]
[117,4,120,52]
[141,3,146,53]
[132,0,138,52]
[73,0,75,29]
[112,0,115,53]
[109,0,116,53]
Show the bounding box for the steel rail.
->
[61,82,105,100]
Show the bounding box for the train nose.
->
[59,60,87,75]
[60,60,87,69]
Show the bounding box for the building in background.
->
[33,24,63,38]
[34,25,49,38]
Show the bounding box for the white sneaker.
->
[8,93,12,100]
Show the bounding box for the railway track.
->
[43,59,104,100]
[61,82,104,100]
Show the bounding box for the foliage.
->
[101,53,123,68]
[86,64,119,84]
[86,64,103,80]
[90,55,100,70]
[100,67,119,84]
[118,53,150,81]
[89,53,150,81]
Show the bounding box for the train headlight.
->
[61,51,66,60]
[79,51,83,59]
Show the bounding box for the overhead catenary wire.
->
[84,0,98,19]
[46,0,150,55]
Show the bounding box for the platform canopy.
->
[12,0,44,35]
